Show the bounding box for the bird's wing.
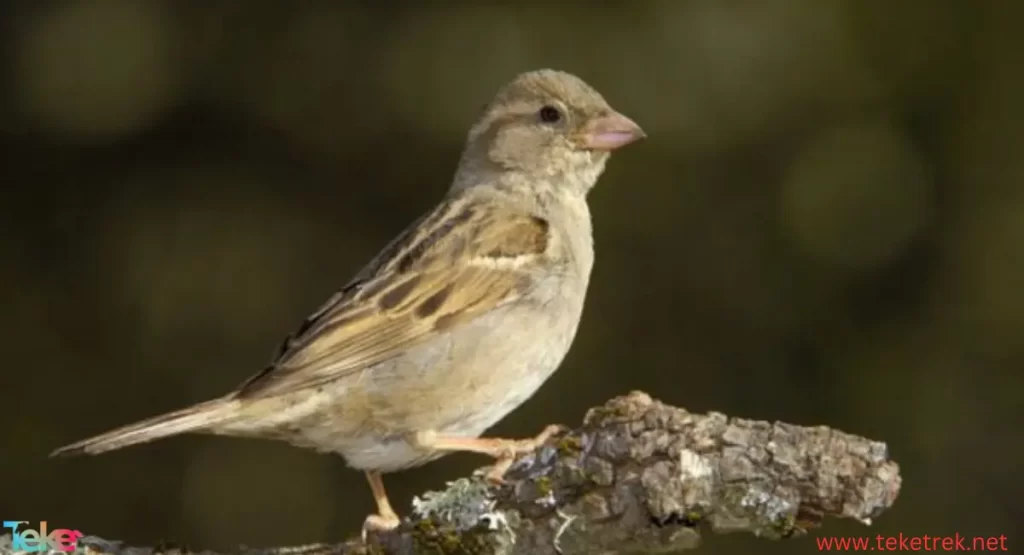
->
[234,195,552,399]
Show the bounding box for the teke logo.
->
[3,521,82,552]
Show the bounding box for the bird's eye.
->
[538,105,562,123]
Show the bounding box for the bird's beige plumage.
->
[51,68,645,539]
[237,201,553,399]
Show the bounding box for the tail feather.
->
[50,397,239,457]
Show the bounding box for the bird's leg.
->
[412,424,566,484]
[362,471,401,541]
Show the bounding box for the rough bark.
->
[2,391,901,555]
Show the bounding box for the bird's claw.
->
[534,424,569,443]
[484,424,569,484]
[361,512,401,543]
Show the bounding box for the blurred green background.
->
[1,0,1020,553]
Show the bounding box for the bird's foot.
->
[361,511,401,543]
[362,470,401,543]
[484,424,567,484]
[412,424,568,485]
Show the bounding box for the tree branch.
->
[4,391,901,555]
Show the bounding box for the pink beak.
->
[581,111,646,151]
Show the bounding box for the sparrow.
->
[51,69,645,537]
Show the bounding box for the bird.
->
[51,68,645,538]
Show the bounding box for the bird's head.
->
[454,69,645,195]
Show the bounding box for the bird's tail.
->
[50,397,240,457]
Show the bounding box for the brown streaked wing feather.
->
[234,199,550,399]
